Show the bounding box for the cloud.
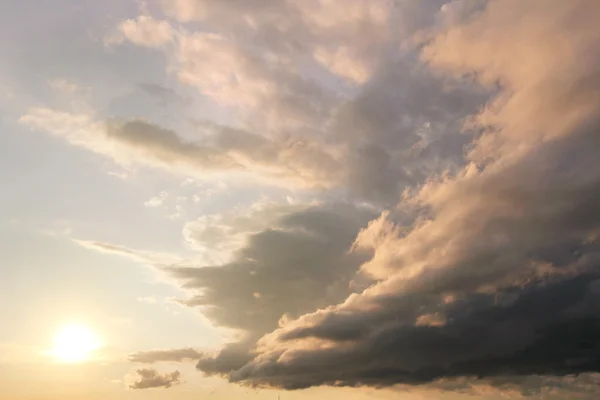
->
[140,6,484,205]
[144,191,168,207]
[327,58,486,205]
[20,109,342,188]
[41,0,600,395]
[73,239,181,265]
[182,199,312,263]
[426,373,600,398]
[86,201,375,379]
[166,204,373,334]
[162,202,376,376]
[27,2,483,206]
[211,0,600,391]
[129,348,201,363]
[157,0,436,84]
[127,368,181,389]
[168,203,376,335]
[118,15,174,48]
[173,31,336,130]
[108,171,129,179]
[137,83,192,107]
[48,78,84,94]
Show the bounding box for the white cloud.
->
[118,15,175,48]
[73,239,182,266]
[144,191,168,208]
[108,171,129,179]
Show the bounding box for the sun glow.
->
[51,324,101,363]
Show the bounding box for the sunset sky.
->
[3,1,600,399]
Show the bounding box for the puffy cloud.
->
[75,201,377,378]
[118,15,174,48]
[144,191,168,207]
[124,0,462,136]
[30,2,483,205]
[158,0,437,84]
[164,203,377,375]
[422,0,600,164]
[170,203,376,335]
[181,0,600,391]
[129,348,201,363]
[182,199,311,262]
[127,368,181,389]
[174,32,336,130]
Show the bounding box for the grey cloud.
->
[22,111,343,188]
[114,118,344,187]
[200,0,600,391]
[182,201,309,262]
[137,83,192,107]
[169,203,376,335]
[174,30,336,129]
[329,58,487,205]
[128,368,181,389]
[47,71,481,202]
[230,276,600,389]
[26,2,484,204]
[160,0,445,83]
[120,118,344,188]
[128,348,201,363]
[196,341,257,377]
[105,119,238,170]
[428,373,600,398]
[165,203,377,375]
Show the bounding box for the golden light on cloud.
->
[51,324,101,363]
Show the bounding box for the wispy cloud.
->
[128,347,201,363]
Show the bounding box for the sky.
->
[2,0,600,399]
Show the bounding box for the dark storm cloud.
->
[205,0,600,392]
[128,368,181,389]
[231,274,600,389]
[164,203,377,374]
[330,57,487,205]
[168,203,376,334]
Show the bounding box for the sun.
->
[51,324,101,363]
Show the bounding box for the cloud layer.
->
[215,0,600,390]
[25,0,600,396]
